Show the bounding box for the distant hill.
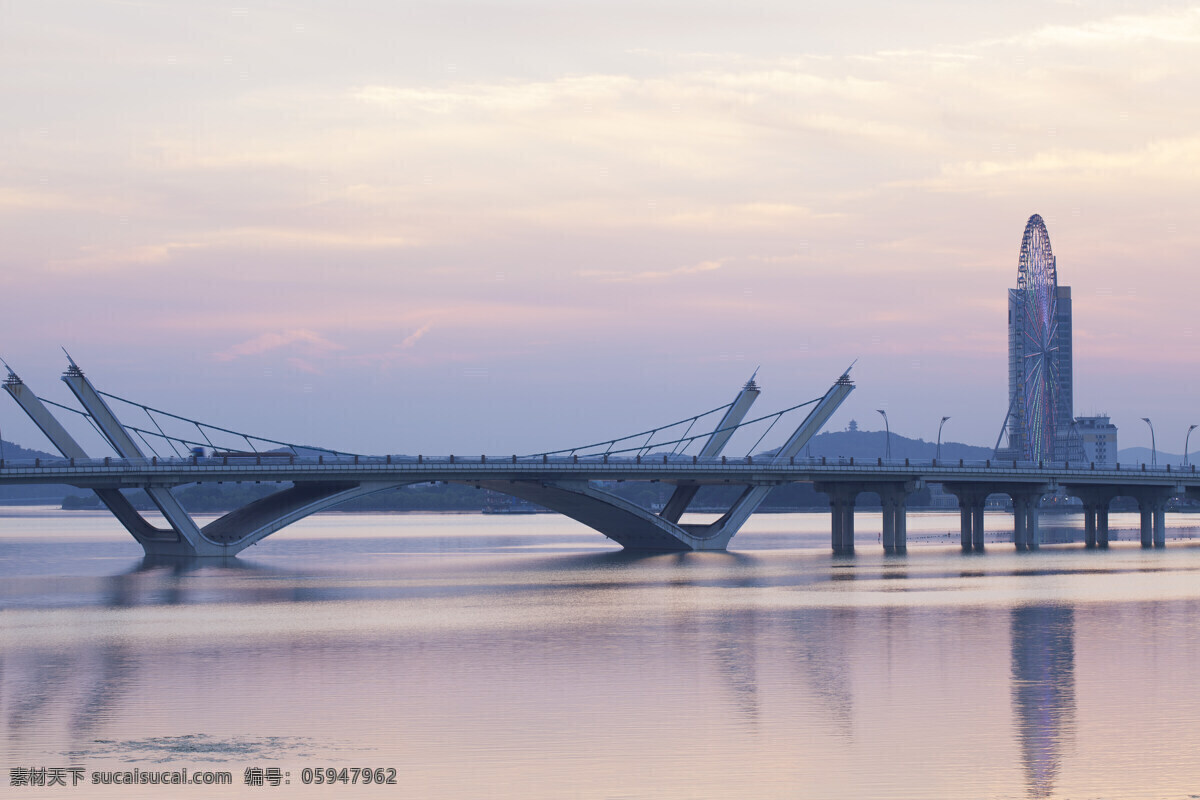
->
[1118,447,1190,467]
[0,439,74,504]
[0,440,57,461]
[777,427,993,463]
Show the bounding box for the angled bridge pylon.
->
[473,370,854,551]
[3,362,409,558]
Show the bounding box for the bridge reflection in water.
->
[6,534,1197,799]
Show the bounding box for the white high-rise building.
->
[1073,416,1118,467]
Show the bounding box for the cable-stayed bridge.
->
[3,358,1199,559]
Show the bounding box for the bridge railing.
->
[0,453,1198,477]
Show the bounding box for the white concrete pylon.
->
[659,372,761,524]
[60,359,215,553]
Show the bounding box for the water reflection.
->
[782,608,855,737]
[9,513,1200,799]
[3,642,139,757]
[1010,605,1075,799]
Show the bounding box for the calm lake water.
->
[4,507,1200,799]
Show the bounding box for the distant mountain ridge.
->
[796,428,993,462]
[0,439,72,504]
[0,440,57,461]
[1117,447,1193,466]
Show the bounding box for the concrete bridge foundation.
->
[880,488,908,554]
[816,481,918,556]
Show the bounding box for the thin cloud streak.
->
[213,330,344,363]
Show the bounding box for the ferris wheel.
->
[1016,214,1059,461]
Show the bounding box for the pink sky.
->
[2,2,1199,456]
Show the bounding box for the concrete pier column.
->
[831,498,844,552]
[1013,498,1028,551]
[972,502,986,552]
[1083,506,1097,549]
[882,499,896,552]
[1140,509,1153,548]
[943,484,993,553]
[1026,503,1041,550]
[818,482,914,556]
[825,489,857,555]
[843,502,855,554]
[878,487,910,554]
[959,504,973,552]
[815,483,883,556]
[994,488,1049,552]
[1067,488,1116,551]
[1153,504,1166,548]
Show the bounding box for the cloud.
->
[399,323,433,349]
[213,330,344,363]
[579,259,723,283]
[47,242,203,272]
[996,8,1200,49]
[286,357,322,375]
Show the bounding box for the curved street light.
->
[936,416,950,461]
[877,409,891,461]
[1141,417,1156,466]
[1185,424,1197,467]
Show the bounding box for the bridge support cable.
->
[93,387,354,457]
[132,428,164,459]
[533,391,823,465]
[531,399,738,461]
[38,393,222,455]
[140,406,184,458]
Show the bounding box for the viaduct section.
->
[3,361,1199,559]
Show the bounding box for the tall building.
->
[1001,215,1074,462]
[1074,415,1118,467]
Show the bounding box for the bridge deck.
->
[1,456,1197,490]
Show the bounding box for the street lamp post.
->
[937,416,950,461]
[1185,424,1197,467]
[1142,417,1156,466]
[877,409,891,461]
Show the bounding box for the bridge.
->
[3,358,1199,558]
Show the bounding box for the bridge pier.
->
[816,481,916,555]
[1138,498,1168,548]
[943,485,988,552]
[944,483,1051,553]
[828,491,856,555]
[1113,488,1174,549]
[1068,485,1180,550]
[1068,488,1117,550]
[1012,493,1042,551]
[880,488,908,554]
